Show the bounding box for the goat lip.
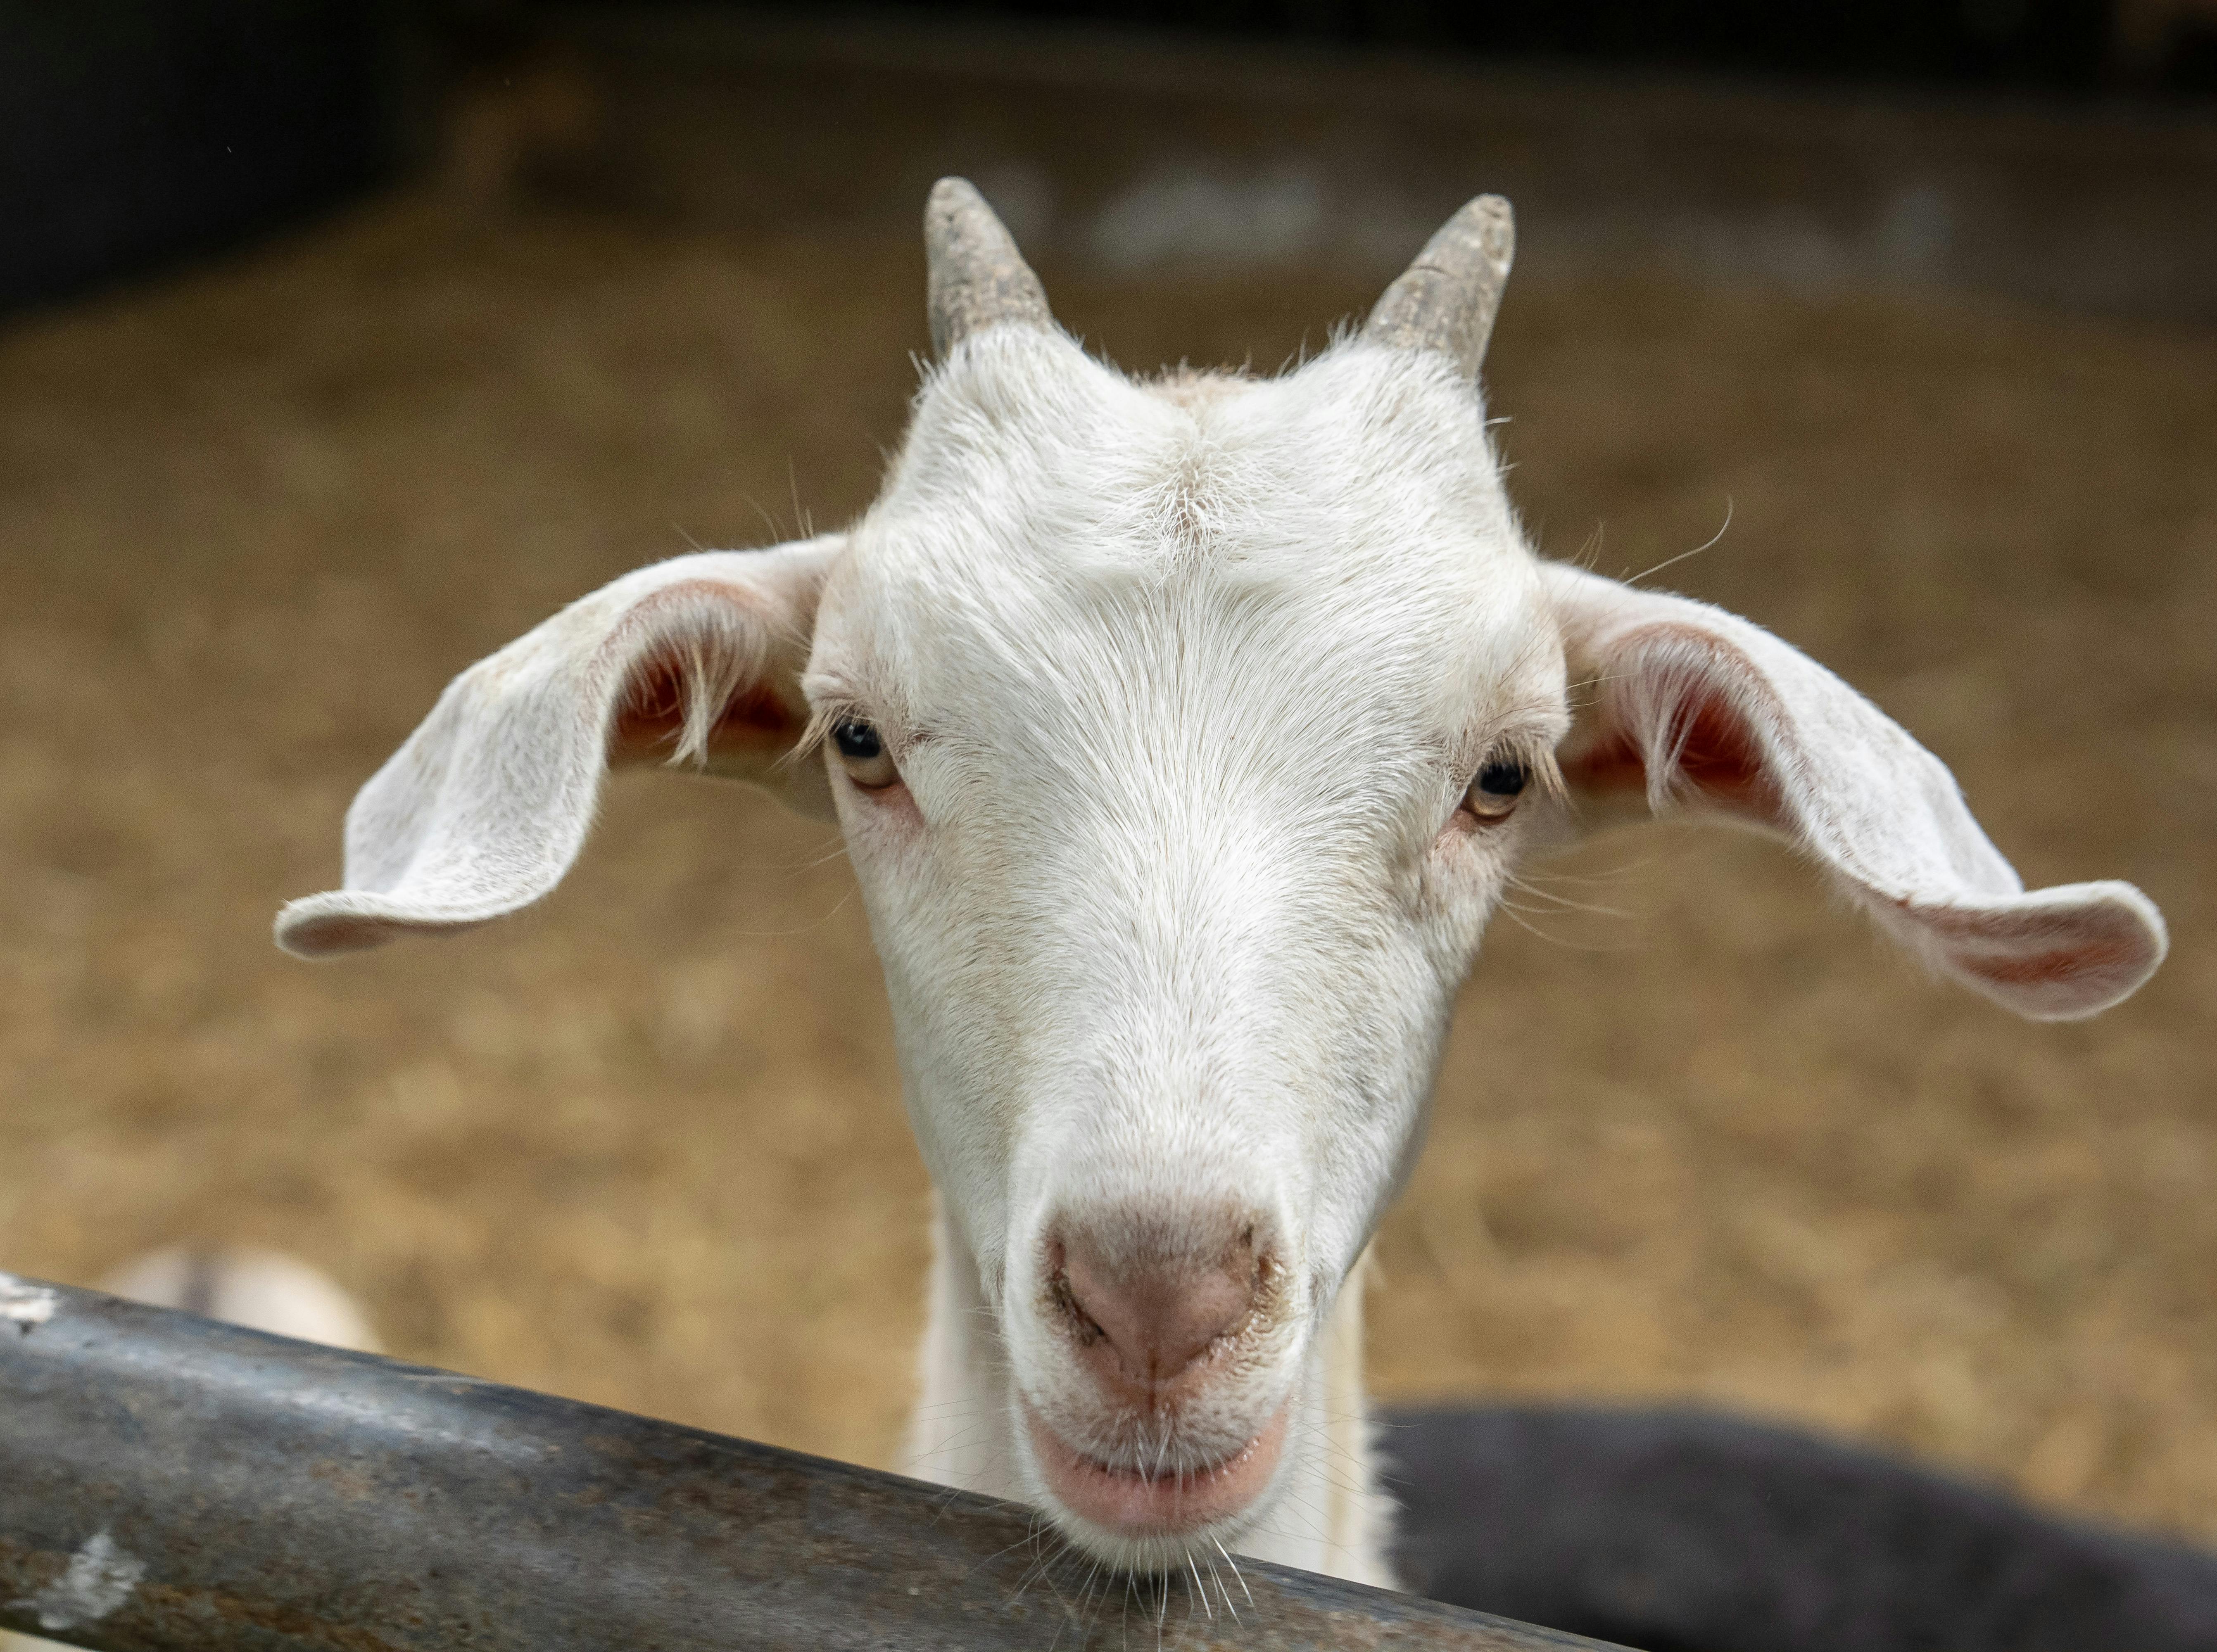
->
[1023,1400,1289,1536]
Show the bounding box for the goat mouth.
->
[1022,1399,1290,1538]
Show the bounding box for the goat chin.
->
[1019,1396,1293,1562]
[905,1213,1400,1586]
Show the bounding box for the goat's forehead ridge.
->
[812,329,1554,730]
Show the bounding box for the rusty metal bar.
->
[0,1274,1623,1651]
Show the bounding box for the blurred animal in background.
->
[95,1247,380,1356]
[1387,1406,2217,1652]
[273,179,2166,1615]
[0,1249,378,1652]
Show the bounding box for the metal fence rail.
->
[0,1274,1621,1651]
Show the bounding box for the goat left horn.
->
[1365,193,1515,379]
[925,177,1053,357]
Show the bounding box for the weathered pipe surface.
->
[0,1275,1628,1652]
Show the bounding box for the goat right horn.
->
[1365,194,1515,380]
[925,177,1053,358]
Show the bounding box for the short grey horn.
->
[1366,193,1515,379]
[925,177,1053,357]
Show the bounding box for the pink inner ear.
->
[1542,566,2166,1021]
[597,578,804,768]
[1565,624,1789,830]
[1897,894,2163,1003]
[1956,940,2146,994]
[609,656,797,765]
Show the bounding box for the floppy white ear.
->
[1539,561,2165,1021]
[276,537,844,959]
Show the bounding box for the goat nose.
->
[1053,1217,1263,1398]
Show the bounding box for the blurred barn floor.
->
[1,24,2213,1551]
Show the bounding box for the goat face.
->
[277,182,2166,1577]
[813,330,1564,1564]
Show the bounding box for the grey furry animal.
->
[1388,1405,2217,1652]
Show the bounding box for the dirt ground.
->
[1,178,2211,1549]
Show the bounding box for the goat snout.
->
[1027,1207,1291,1543]
[1049,1213,1267,1410]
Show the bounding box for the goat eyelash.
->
[1456,726,1568,807]
[1504,732,1568,805]
[783,702,848,772]
[784,694,893,774]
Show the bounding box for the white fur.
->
[276,303,2165,1588]
[98,1247,381,1354]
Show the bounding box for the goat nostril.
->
[1052,1218,1266,1388]
[1050,1267,1107,1348]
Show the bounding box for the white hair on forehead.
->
[896,332,1182,563]
[844,329,1553,749]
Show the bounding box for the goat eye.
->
[1465,758,1528,822]
[832,719,899,789]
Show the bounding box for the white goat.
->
[94,1247,381,1355]
[276,181,2166,1590]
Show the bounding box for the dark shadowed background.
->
[2,0,2213,1553]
